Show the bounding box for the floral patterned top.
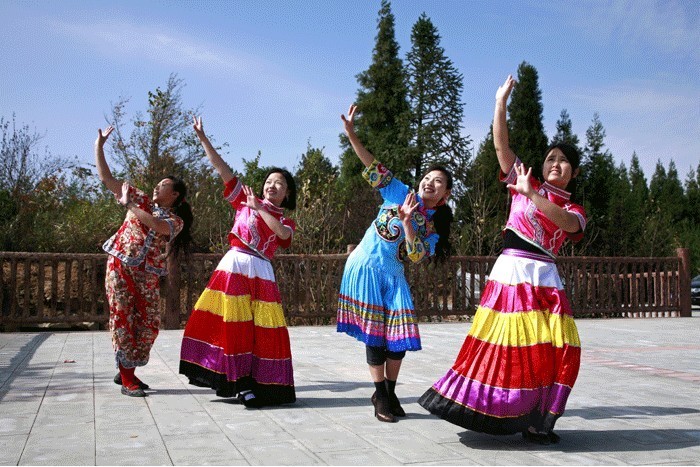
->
[224,177,295,261]
[356,159,439,275]
[501,157,587,258]
[103,185,184,276]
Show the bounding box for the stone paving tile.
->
[161,432,247,466]
[95,426,171,466]
[0,434,26,466]
[313,448,401,465]
[1,319,699,465]
[0,413,36,437]
[20,423,95,465]
[235,439,323,465]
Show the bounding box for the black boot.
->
[372,381,396,423]
[385,379,406,417]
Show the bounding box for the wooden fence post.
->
[677,248,691,317]
[163,254,181,329]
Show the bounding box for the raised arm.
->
[193,116,234,184]
[493,75,518,174]
[342,104,375,168]
[94,126,122,196]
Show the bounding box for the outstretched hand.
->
[192,115,205,136]
[242,185,262,211]
[495,75,516,103]
[506,163,535,198]
[117,181,131,207]
[96,126,114,147]
[398,192,419,223]
[341,104,357,135]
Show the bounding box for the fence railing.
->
[0,248,692,330]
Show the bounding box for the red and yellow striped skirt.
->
[179,248,295,405]
[419,249,580,434]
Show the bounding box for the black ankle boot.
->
[372,382,396,423]
[384,379,405,417]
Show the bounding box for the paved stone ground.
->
[1,317,699,466]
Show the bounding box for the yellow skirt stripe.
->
[193,288,287,328]
[469,306,580,348]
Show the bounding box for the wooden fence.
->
[0,248,692,331]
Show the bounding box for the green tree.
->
[405,13,472,190]
[108,73,203,190]
[603,162,634,255]
[292,144,347,253]
[0,114,74,250]
[551,109,581,152]
[507,62,548,169]
[460,128,506,255]
[336,0,411,245]
[626,153,651,254]
[579,113,616,253]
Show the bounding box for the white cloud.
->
[44,16,334,118]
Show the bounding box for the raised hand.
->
[192,115,204,137]
[117,181,131,207]
[398,192,420,223]
[495,75,516,104]
[506,163,535,198]
[341,104,358,135]
[96,125,114,147]
[242,184,262,211]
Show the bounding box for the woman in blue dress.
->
[336,104,454,422]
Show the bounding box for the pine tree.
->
[604,162,633,255]
[507,62,548,169]
[627,152,650,254]
[405,13,471,190]
[579,113,616,253]
[336,0,411,245]
[551,109,581,152]
[338,0,410,188]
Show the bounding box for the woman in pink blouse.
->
[419,75,586,444]
[96,126,193,397]
[179,116,297,408]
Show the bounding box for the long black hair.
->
[257,167,297,210]
[166,175,193,256]
[421,164,454,263]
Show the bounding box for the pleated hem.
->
[179,361,296,406]
[418,387,530,435]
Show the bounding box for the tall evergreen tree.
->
[604,162,634,255]
[405,13,471,191]
[551,109,581,152]
[507,62,548,169]
[338,0,410,188]
[579,113,616,252]
[627,152,650,254]
[336,0,411,244]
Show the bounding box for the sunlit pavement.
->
[1,318,699,465]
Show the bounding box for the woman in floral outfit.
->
[96,125,193,397]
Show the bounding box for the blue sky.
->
[1,0,698,183]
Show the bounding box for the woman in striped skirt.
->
[179,116,297,408]
[419,75,587,444]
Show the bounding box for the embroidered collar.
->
[541,182,571,200]
[415,194,436,219]
[262,198,284,215]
